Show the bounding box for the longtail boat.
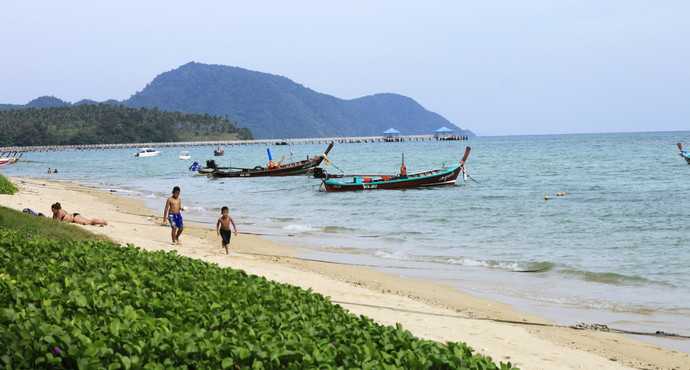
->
[321,147,471,192]
[209,142,334,178]
[678,143,690,164]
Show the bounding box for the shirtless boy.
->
[163,186,184,245]
[216,206,238,254]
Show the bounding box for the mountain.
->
[124,62,472,139]
[74,99,99,106]
[0,96,100,111]
[0,62,473,139]
[0,104,251,147]
[25,96,70,108]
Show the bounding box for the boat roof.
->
[383,128,400,134]
[435,126,454,133]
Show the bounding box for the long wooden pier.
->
[0,134,468,153]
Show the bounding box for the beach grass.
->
[0,174,17,195]
[0,206,515,369]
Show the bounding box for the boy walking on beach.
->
[216,206,238,254]
[163,186,184,245]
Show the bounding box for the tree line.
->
[0,104,252,146]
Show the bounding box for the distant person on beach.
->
[216,206,238,254]
[50,202,107,226]
[163,186,184,245]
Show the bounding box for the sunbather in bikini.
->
[51,202,107,226]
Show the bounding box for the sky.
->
[1,1,688,135]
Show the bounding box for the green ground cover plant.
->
[0,208,515,369]
[0,175,17,195]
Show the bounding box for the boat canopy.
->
[383,128,401,136]
[435,126,454,133]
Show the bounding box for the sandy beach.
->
[1,177,688,370]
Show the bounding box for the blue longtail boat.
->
[321,147,471,192]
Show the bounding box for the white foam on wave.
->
[374,250,412,261]
[446,258,525,271]
[283,224,315,233]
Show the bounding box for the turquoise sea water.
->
[3,131,690,349]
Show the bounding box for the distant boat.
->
[179,151,191,160]
[134,148,160,157]
[321,147,471,192]
[214,147,225,156]
[678,143,690,164]
[0,152,21,167]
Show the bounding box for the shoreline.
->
[2,177,689,369]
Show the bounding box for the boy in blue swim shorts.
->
[163,186,184,245]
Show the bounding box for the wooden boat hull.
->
[322,166,462,192]
[322,146,470,192]
[211,159,324,177]
[209,142,334,178]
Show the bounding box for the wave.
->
[269,216,300,222]
[557,268,662,286]
[282,224,315,233]
[443,258,555,273]
[369,251,555,273]
[186,205,207,212]
[321,225,358,234]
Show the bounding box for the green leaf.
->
[121,356,131,370]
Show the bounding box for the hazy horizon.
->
[1,1,688,136]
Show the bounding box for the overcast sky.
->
[1,1,688,135]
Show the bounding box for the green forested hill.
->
[0,104,252,147]
[1,63,474,139]
[125,62,473,139]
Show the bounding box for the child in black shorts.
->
[216,206,238,254]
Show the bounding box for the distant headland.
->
[0,62,473,140]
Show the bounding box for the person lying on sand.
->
[51,202,107,226]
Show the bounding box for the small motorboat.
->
[214,147,225,156]
[134,148,161,157]
[0,152,22,167]
[678,143,690,164]
[179,151,191,160]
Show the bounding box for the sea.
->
[3,131,690,352]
